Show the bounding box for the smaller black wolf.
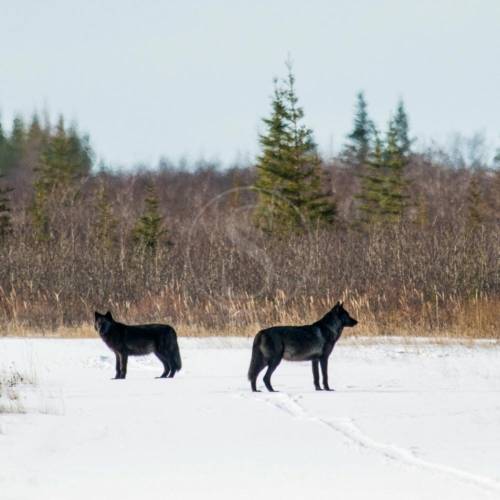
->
[94,311,182,380]
[248,302,357,392]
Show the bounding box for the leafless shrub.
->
[1,157,500,339]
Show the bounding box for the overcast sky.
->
[1,0,499,168]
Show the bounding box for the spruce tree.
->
[0,174,12,241]
[344,92,375,163]
[253,63,336,234]
[94,185,118,249]
[381,120,411,223]
[493,147,500,169]
[10,116,27,172]
[29,117,89,240]
[356,121,411,226]
[355,136,386,224]
[133,183,169,250]
[0,116,8,175]
[393,99,414,158]
[38,117,88,190]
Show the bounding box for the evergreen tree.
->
[27,113,47,150]
[381,120,411,222]
[94,184,118,248]
[23,113,49,180]
[493,147,500,169]
[356,121,411,225]
[29,117,90,240]
[344,92,375,163]
[38,117,89,189]
[253,63,336,234]
[133,183,169,249]
[393,99,414,158]
[355,136,386,224]
[10,115,27,171]
[0,115,8,175]
[0,174,12,241]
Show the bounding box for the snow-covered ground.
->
[1,337,499,500]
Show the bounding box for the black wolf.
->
[94,311,182,380]
[248,302,357,392]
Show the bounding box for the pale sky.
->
[1,0,499,168]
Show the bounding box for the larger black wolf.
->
[94,311,182,380]
[248,302,357,392]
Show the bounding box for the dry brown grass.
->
[2,290,500,340]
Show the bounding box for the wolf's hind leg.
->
[312,360,322,390]
[250,360,267,392]
[166,353,178,378]
[320,357,332,391]
[154,352,171,378]
[263,358,281,392]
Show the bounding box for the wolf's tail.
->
[172,341,182,372]
[248,332,264,381]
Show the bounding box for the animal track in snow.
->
[252,392,500,496]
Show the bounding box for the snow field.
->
[1,337,499,500]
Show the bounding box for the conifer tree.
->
[493,147,500,169]
[0,174,12,241]
[253,62,336,234]
[356,121,411,225]
[9,116,27,172]
[381,120,411,223]
[94,185,118,249]
[27,113,47,151]
[29,117,90,240]
[0,116,8,175]
[355,136,386,224]
[344,92,375,163]
[133,183,169,250]
[393,99,414,158]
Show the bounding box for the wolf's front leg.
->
[118,352,128,379]
[114,353,121,379]
[312,360,322,390]
[320,357,333,391]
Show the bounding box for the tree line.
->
[1,63,500,335]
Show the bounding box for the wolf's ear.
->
[105,311,113,320]
[334,301,340,308]
[340,301,344,307]
[94,311,100,321]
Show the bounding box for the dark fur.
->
[248,302,357,392]
[94,311,182,380]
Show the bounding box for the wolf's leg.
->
[154,353,171,378]
[312,360,322,390]
[118,352,128,379]
[166,354,177,378]
[320,357,333,391]
[250,360,267,392]
[114,353,121,379]
[263,358,281,392]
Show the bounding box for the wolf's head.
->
[94,311,114,335]
[331,302,358,328]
